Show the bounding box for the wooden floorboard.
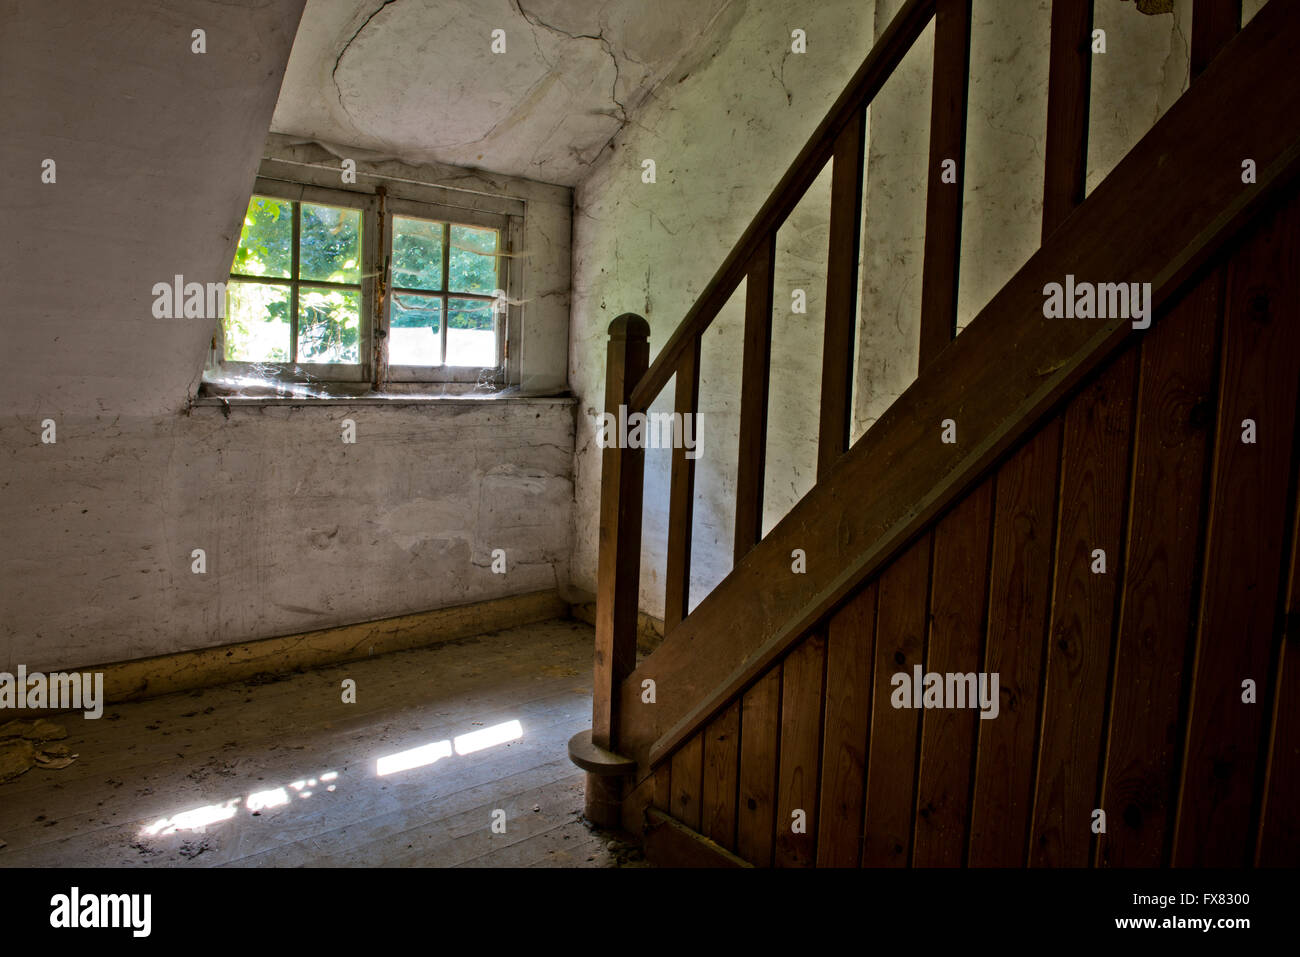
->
[0,619,640,868]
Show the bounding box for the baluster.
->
[735,236,776,564]
[1042,0,1094,239]
[919,0,973,371]
[818,111,867,478]
[665,339,701,632]
[1191,0,1242,78]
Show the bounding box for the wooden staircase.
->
[570,0,1300,867]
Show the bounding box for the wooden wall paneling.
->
[817,583,879,867]
[1030,350,1139,866]
[1095,267,1222,867]
[1256,480,1300,865]
[737,666,783,866]
[968,420,1063,866]
[1174,191,1300,866]
[701,701,741,851]
[862,535,934,866]
[654,762,673,813]
[775,632,828,867]
[914,481,994,866]
[670,733,704,833]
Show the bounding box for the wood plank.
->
[0,620,601,869]
[1042,0,1094,238]
[774,632,827,867]
[819,113,866,478]
[701,701,741,850]
[619,2,1300,770]
[1257,481,1300,865]
[670,732,704,832]
[1096,267,1221,867]
[816,583,878,867]
[1173,188,1300,866]
[1030,350,1138,866]
[38,590,568,712]
[643,807,753,867]
[736,666,782,866]
[665,340,702,630]
[919,0,973,370]
[735,237,776,563]
[593,315,649,755]
[862,535,932,866]
[1192,0,1242,79]
[913,481,993,867]
[968,421,1062,866]
[630,0,937,412]
[618,765,658,836]
[654,762,672,811]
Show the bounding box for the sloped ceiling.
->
[0,0,307,418]
[270,0,736,186]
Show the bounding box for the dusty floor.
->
[0,618,648,867]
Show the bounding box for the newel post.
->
[569,314,648,828]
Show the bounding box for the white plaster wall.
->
[0,402,573,673]
[569,0,1235,619]
[570,0,881,616]
[0,0,576,672]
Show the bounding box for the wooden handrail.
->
[626,0,937,414]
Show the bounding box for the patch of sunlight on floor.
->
[139,717,526,837]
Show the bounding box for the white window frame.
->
[217,163,524,390]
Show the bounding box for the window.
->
[388,217,501,369]
[227,198,364,372]
[218,179,513,389]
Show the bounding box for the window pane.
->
[225,281,290,361]
[392,217,443,291]
[298,288,361,363]
[446,298,496,367]
[232,197,292,278]
[448,224,498,293]
[299,203,361,284]
[389,293,442,366]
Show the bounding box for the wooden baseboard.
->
[41,589,568,711]
[642,808,753,868]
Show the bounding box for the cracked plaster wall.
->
[271,0,736,187]
[0,0,575,673]
[0,403,574,674]
[568,0,1256,620]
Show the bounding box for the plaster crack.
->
[513,1,629,127]
[331,0,403,129]
[1155,14,1190,124]
[775,50,793,106]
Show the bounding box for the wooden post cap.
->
[568,729,637,776]
[608,313,650,340]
